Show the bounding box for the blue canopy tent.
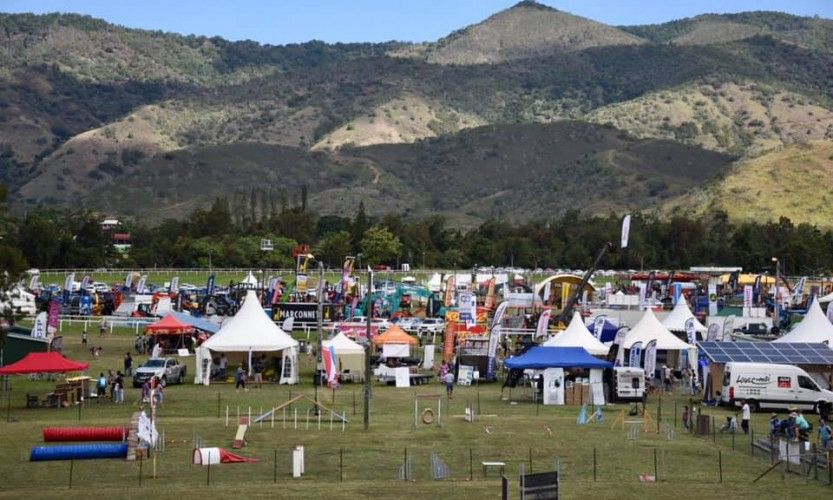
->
[588,320,619,343]
[505,346,613,370]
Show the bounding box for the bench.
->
[482,461,506,477]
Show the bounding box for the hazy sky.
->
[3,0,832,45]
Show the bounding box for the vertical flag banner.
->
[706,323,720,341]
[612,327,629,366]
[47,299,61,335]
[485,325,501,381]
[28,274,40,291]
[593,315,607,340]
[443,275,455,307]
[491,301,509,329]
[753,275,762,304]
[620,214,631,249]
[743,285,753,308]
[484,277,497,310]
[793,277,806,304]
[707,282,718,316]
[673,283,683,305]
[63,272,75,302]
[643,339,657,378]
[31,312,48,339]
[80,275,91,291]
[720,316,735,341]
[136,275,148,294]
[322,345,338,388]
[206,274,216,296]
[124,271,135,289]
[536,310,552,338]
[684,317,697,345]
[628,341,643,368]
[170,276,180,294]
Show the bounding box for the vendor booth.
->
[505,346,612,405]
[322,332,366,383]
[661,300,707,340]
[372,324,417,359]
[773,299,833,344]
[623,309,694,370]
[145,314,195,353]
[197,290,298,385]
[0,352,90,407]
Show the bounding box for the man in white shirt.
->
[739,400,751,434]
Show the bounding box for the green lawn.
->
[0,325,830,499]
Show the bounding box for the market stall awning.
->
[145,314,196,335]
[372,325,417,345]
[0,352,89,375]
[505,346,613,370]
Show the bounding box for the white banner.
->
[536,310,551,338]
[170,276,180,293]
[64,272,75,292]
[743,285,753,308]
[827,302,833,323]
[614,327,629,366]
[136,274,148,294]
[706,323,720,341]
[708,283,718,316]
[684,317,697,345]
[620,214,631,249]
[628,341,643,368]
[31,312,48,339]
[593,315,607,340]
[644,339,657,379]
[721,315,735,341]
[491,301,509,329]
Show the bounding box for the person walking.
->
[114,372,124,403]
[818,418,832,450]
[124,352,133,377]
[739,400,751,435]
[443,370,455,399]
[235,364,247,392]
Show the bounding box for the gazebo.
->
[773,299,833,344]
[372,324,416,359]
[0,352,89,375]
[661,300,707,340]
[623,308,694,369]
[323,332,366,382]
[543,312,610,356]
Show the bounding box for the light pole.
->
[314,261,324,413]
[772,257,780,329]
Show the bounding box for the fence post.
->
[711,416,716,443]
[750,429,754,457]
[340,448,343,482]
[68,459,73,489]
[732,430,735,450]
[207,455,211,486]
[718,451,722,483]
[470,448,473,481]
[274,449,277,483]
[593,447,597,482]
[529,447,533,472]
[217,392,221,418]
[404,448,407,481]
[139,457,142,486]
[6,387,11,423]
[674,400,677,428]
[653,448,658,481]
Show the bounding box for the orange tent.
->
[145,314,195,336]
[372,324,417,345]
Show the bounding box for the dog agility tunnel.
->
[43,427,126,442]
[30,443,129,461]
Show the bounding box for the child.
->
[235,364,247,392]
[444,370,454,398]
[819,418,831,450]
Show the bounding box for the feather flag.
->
[322,344,339,388]
[536,310,551,338]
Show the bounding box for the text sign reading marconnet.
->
[272,303,339,326]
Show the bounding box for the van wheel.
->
[748,400,760,412]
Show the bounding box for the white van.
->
[721,362,833,412]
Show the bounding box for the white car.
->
[417,318,445,337]
[397,317,422,333]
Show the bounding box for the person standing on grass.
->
[819,418,832,450]
[444,370,455,398]
[97,372,107,402]
[114,372,124,403]
[682,405,691,430]
[124,352,133,377]
[235,364,247,392]
[439,360,449,382]
[81,329,88,348]
[738,400,751,434]
[107,370,116,401]
[99,318,107,338]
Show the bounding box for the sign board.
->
[520,470,559,500]
[457,365,474,386]
[382,344,410,358]
[272,303,339,326]
[422,345,435,370]
[543,368,564,405]
[394,367,410,388]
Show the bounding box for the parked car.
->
[397,317,422,333]
[721,362,833,411]
[417,318,445,337]
[133,358,187,387]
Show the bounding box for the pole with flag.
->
[628,341,643,368]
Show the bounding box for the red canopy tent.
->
[145,314,196,336]
[0,352,89,375]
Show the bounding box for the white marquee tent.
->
[624,308,693,351]
[773,298,833,344]
[661,300,707,335]
[240,271,259,286]
[196,290,298,385]
[543,312,610,356]
[323,332,366,381]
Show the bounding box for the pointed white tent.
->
[543,312,610,356]
[661,300,707,333]
[773,299,833,343]
[240,271,259,286]
[201,290,298,384]
[623,308,693,350]
[323,332,366,381]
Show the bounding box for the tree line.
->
[4,193,833,276]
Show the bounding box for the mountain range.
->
[2,1,833,226]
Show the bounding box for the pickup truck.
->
[133,357,187,388]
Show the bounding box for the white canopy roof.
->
[543,312,610,355]
[240,271,258,285]
[818,291,833,304]
[323,332,365,354]
[661,300,707,332]
[624,308,693,350]
[202,291,297,352]
[773,299,833,343]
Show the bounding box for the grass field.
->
[1,324,830,499]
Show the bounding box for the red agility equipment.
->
[43,427,127,442]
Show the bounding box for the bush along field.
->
[0,324,830,499]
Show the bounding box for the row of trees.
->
[4,194,833,276]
